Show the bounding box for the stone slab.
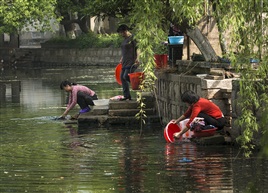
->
[190,134,226,145]
[94,99,110,106]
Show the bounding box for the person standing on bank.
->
[59,80,98,119]
[117,24,139,101]
[172,90,226,139]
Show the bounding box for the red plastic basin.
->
[192,128,217,138]
[164,121,181,143]
[115,63,122,85]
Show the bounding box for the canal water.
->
[1,66,268,193]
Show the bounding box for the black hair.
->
[117,24,132,33]
[60,80,77,90]
[181,90,200,104]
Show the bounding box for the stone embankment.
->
[72,92,161,128]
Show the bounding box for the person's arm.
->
[61,88,77,117]
[172,114,189,139]
[172,114,186,124]
[135,49,140,65]
[174,126,190,139]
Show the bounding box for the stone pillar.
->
[0,83,6,99]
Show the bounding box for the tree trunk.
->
[77,15,90,33]
[212,1,228,55]
[60,12,76,38]
[186,27,218,62]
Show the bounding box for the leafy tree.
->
[55,0,92,37]
[0,0,57,33]
[55,0,134,37]
[130,0,268,156]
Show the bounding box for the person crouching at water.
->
[60,80,98,119]
[172,90,226,139]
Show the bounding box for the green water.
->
[1,66,268,193]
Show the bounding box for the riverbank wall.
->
[154,61,238,139]
[33,47,122,66]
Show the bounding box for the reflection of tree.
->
[164,143,234,192]
[117,134,146,192]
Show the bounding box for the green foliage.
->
[154,42,168,54]
[170,0,204,27]
[217,0,268,157]
[129,0,167,130]
[0,0,58,33]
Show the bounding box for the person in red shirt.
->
[173,90,226,139]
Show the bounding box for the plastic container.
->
[154,54,168,69]
[128,72,144,90]
[250,58,259,63]
[179,119,194,139]
[164,120,194,143]
[168,36,184,45]
[164,122,181,143]
[115,63,122,85]
[192,128,217,138]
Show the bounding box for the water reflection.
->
[165,143,233,192]
[1,66,268,192]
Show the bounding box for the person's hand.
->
[60,114,66,119]
[134,59,140,65]
[56,115,65,120]
[171,119,177,124]
[173,132,182,139]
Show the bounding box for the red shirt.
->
[183,98,224,128]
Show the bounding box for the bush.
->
[45,32,122,48]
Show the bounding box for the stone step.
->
[109,98,156,110]
[76,95,160,127]
[108,108,155,116]
[108,115,161,126]
[190,134,226,145]
[109,100,138,109]
[78,115,108,127]
[77,115,161,128]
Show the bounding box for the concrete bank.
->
[155,60,238,139]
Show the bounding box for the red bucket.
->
[115,63,122,85]
[154,54,168,69]
[164,121,181,143]
[192,128,217,138]
[128,72,144,90]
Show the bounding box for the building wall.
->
[182,17,224,60]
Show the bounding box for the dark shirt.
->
[121,35,137,69]
[168,26,183,36]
